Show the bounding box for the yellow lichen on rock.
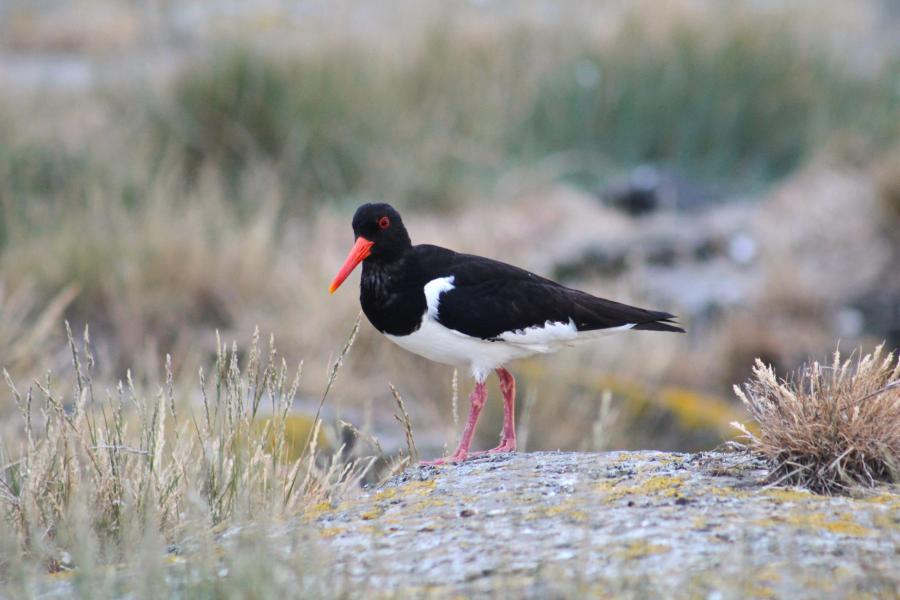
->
[599,475,687,502]
[859,492,900,508]
[303,500,334,521]
[615,540,671,560]
[593,479,619,493]
[406,479,438,493]
[360,508,384,521]
[526,499,589,522]
[408,498,448,512]
[373,487,399,502]
[343,479,443,522]
[318,527,346,539]
[760,512,874,537]
[788,513,874,537]
[372,479,437,502]
[635,475,686,496]
[707,486,750,498]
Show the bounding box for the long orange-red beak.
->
[329,236,374,293]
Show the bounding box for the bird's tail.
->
[632,315,685,333]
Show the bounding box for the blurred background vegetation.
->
[1,0,899,459]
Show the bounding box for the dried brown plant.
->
[732,345,900,493]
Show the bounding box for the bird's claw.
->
[470,443,516,457]
[419,452,468,466]
[419,437,516,466]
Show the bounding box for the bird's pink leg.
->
[420,381,487,465]
[472,368,517,455]
[494,367,517,452]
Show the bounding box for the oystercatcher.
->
[329,203,684,464]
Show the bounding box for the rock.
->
[602,165,721,216]
[311,451,900,598]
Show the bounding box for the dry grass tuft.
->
[0,321,374,575]
[732,345,900,494]
[1,193,284,371]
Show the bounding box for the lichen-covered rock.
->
[311,451,900,598]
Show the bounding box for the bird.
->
[329,203,684,465]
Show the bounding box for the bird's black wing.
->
[414,245,684,340]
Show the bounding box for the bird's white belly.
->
[383,313,623,381]
[385,317,548,379]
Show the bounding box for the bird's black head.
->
[329,203,411,293]
[351,203,411,260]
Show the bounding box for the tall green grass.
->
[3,13,898,223]
[143,17,900,205]
[0,124,90,248]
[148,30,536,210]
[149,47,378,206]
[515,19,834,186]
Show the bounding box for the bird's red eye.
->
[378,216,390,230]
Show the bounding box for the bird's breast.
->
[360,265,426,336]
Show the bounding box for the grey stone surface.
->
[311,451,900,598]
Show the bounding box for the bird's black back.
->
[360,244,683,339]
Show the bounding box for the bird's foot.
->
[421,441,515,465]
[419,451,468,466]
[470,440,517,456]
